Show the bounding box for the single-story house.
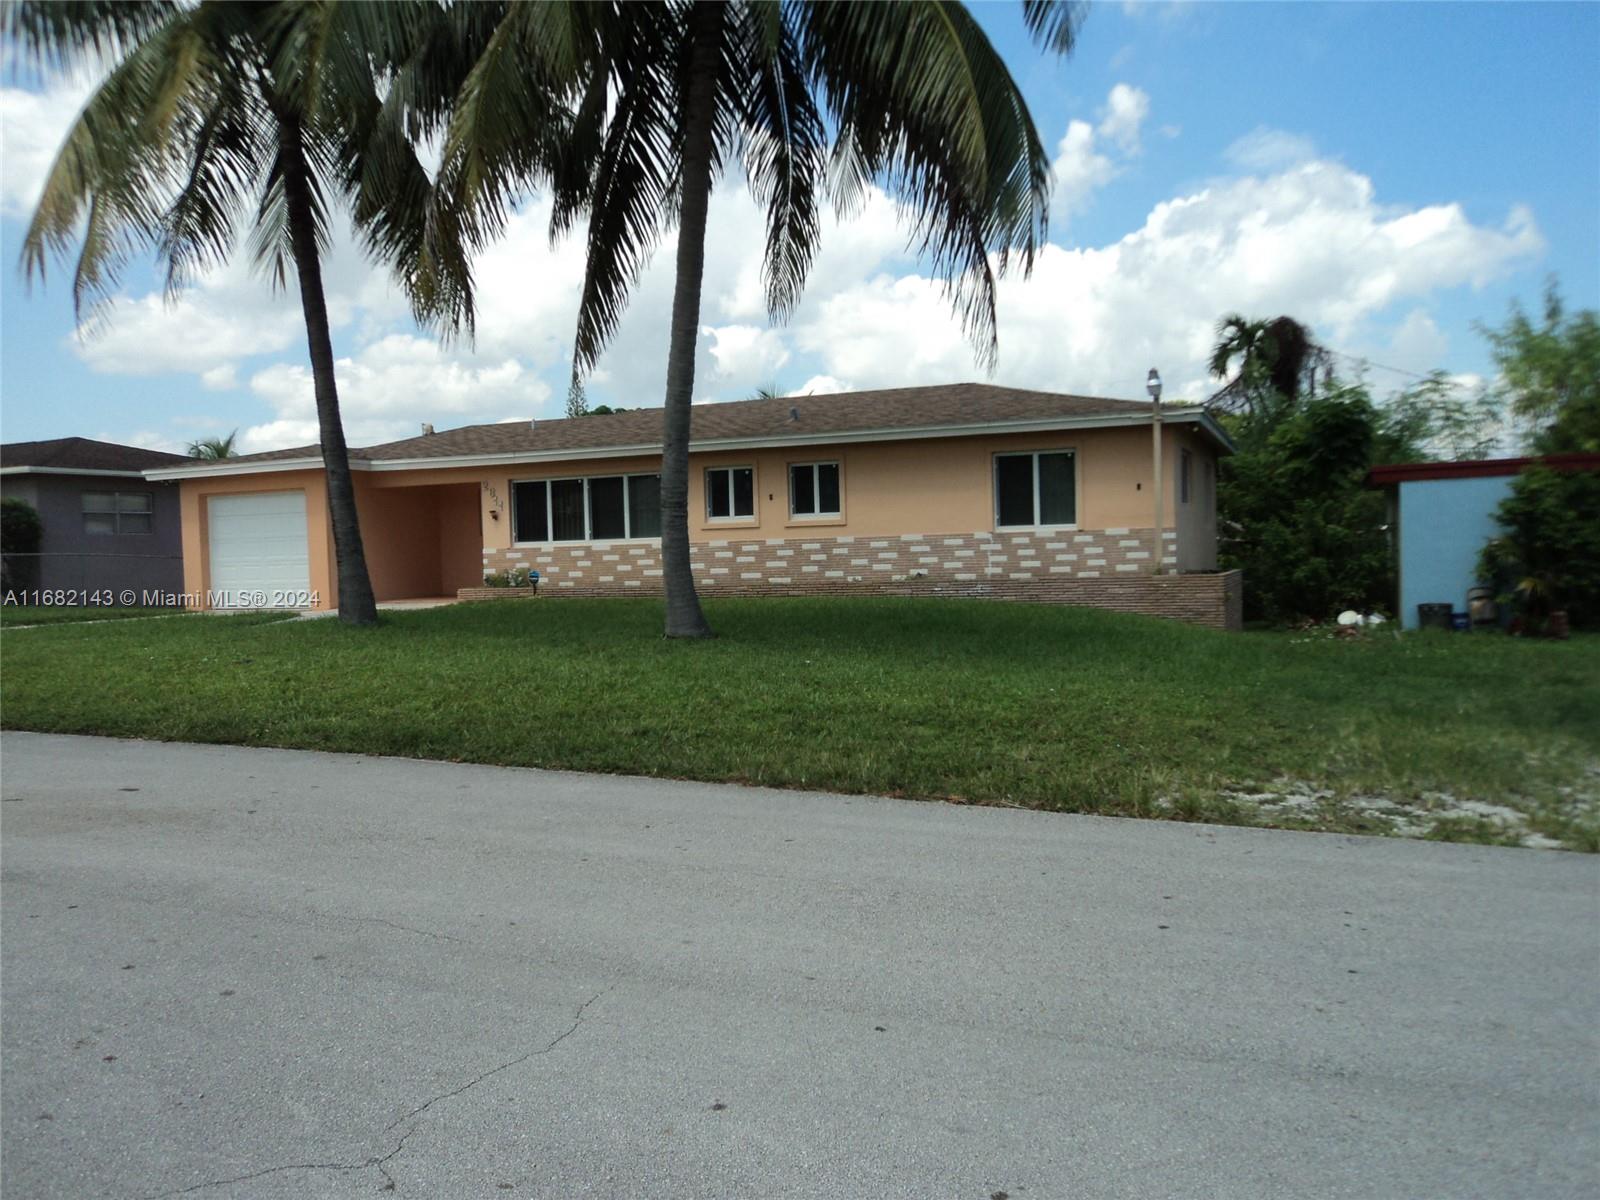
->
[145,383,1242,627]
[1368,453,1600,629]
[1,436,188,600]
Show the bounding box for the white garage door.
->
[208,491,311,608]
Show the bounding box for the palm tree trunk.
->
[657,0,724,639]
[279,116,378,627]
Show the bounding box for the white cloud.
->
[200,364,239,391]
[1051,120,1117,218]
[0,76,94,218]
[1049,84,1151,221]
[796,375,850,396]
[702,324,791,385]
[787,160,1544,403]
[239,335,551,452]
[1098,84,1150,155]
[1226,127,1319,173]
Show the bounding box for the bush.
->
[1478,466,1600,630]
[482,567,537,589]
[1,497,43,594]
[1,496,42,556]
[1219,388,1392,624]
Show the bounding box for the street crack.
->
[141,985,611,1197]
[385,984,613,1132]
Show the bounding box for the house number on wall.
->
[483,482,505,521]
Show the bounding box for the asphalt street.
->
[2,731,1596,1199]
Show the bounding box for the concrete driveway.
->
[2,732,1596,1199]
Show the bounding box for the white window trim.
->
[787,460,842,519]
[510,472,662,545]
[704,464,756,522]
[992,449,1079,531]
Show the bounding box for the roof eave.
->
[141,408,1234,480]
[1,465,169,479]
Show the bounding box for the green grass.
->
[0,605,193,627]
[3,598,1596,847]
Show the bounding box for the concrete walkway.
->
[2,732,1596,1199]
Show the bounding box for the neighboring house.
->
[145,384,1242,627]
[1,437,187,600]
[1368,453,1600,629]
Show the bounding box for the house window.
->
[705,466,754,520]
[789,461,841,518]
[82,491,153,535]
[994,451,1075,528]
[1180,448,1193,504]
[511,473,661,542]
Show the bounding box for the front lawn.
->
[0,605,188,627]
[2,598,1595,848]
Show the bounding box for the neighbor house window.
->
[511,473,661,542]
[82,491,153,535]
[705,466,754,520]
[1180,448,1193,504]
[994,451,1075,528]
[788,461,840,518]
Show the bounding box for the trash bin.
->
[1417,603,1452,631]
[1450,612,1471,632]
[1467,585,1496,626]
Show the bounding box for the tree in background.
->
[1373,371,1501,463]
[1482,283,1600,454]
[1477,286,1600,630]
[187,431,238,460]
[428,0,1082,637]
[565,374,590,419]
[1217,380,1396,624]
[1207,313,1323,419]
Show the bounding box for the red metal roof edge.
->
[1367,453,1600,486]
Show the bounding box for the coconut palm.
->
[187,430,238,460]
[10,0,455,627]
[425,0,1082,638]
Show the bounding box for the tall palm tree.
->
[187,430,238,459]
[425,0,1081,638]
[11,0,452,627]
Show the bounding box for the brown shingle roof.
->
[1,436,188,473]
[220,383,1160,467]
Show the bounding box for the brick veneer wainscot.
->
[472,528,1242,630]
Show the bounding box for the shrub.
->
[1478,466,1600,630]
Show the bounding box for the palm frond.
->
[1021,0,1085,56]
[797,0,1053,366]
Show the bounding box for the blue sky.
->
[2,1,1596,454]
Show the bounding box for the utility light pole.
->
[1147,368,1163,575]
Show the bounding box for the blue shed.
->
[1368,455,1598,630]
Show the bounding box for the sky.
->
[1,1,1596,456]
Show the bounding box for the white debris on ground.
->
[1217,779,1588,850]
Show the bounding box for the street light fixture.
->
[1147,369,1164,574]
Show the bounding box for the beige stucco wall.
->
[178,469,335,609]
[177,424,1220,610]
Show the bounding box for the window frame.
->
[992,449,1079,531]
[510,472,663,545]
[704,464,756,523]
[787,460,842,520]
[1179,447,1193,504]
[82,489,154,536]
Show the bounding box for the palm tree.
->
[426,0,1081,638]
[187,430,238,460]
[1209,313,1314,416]
[11,1,452,627]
